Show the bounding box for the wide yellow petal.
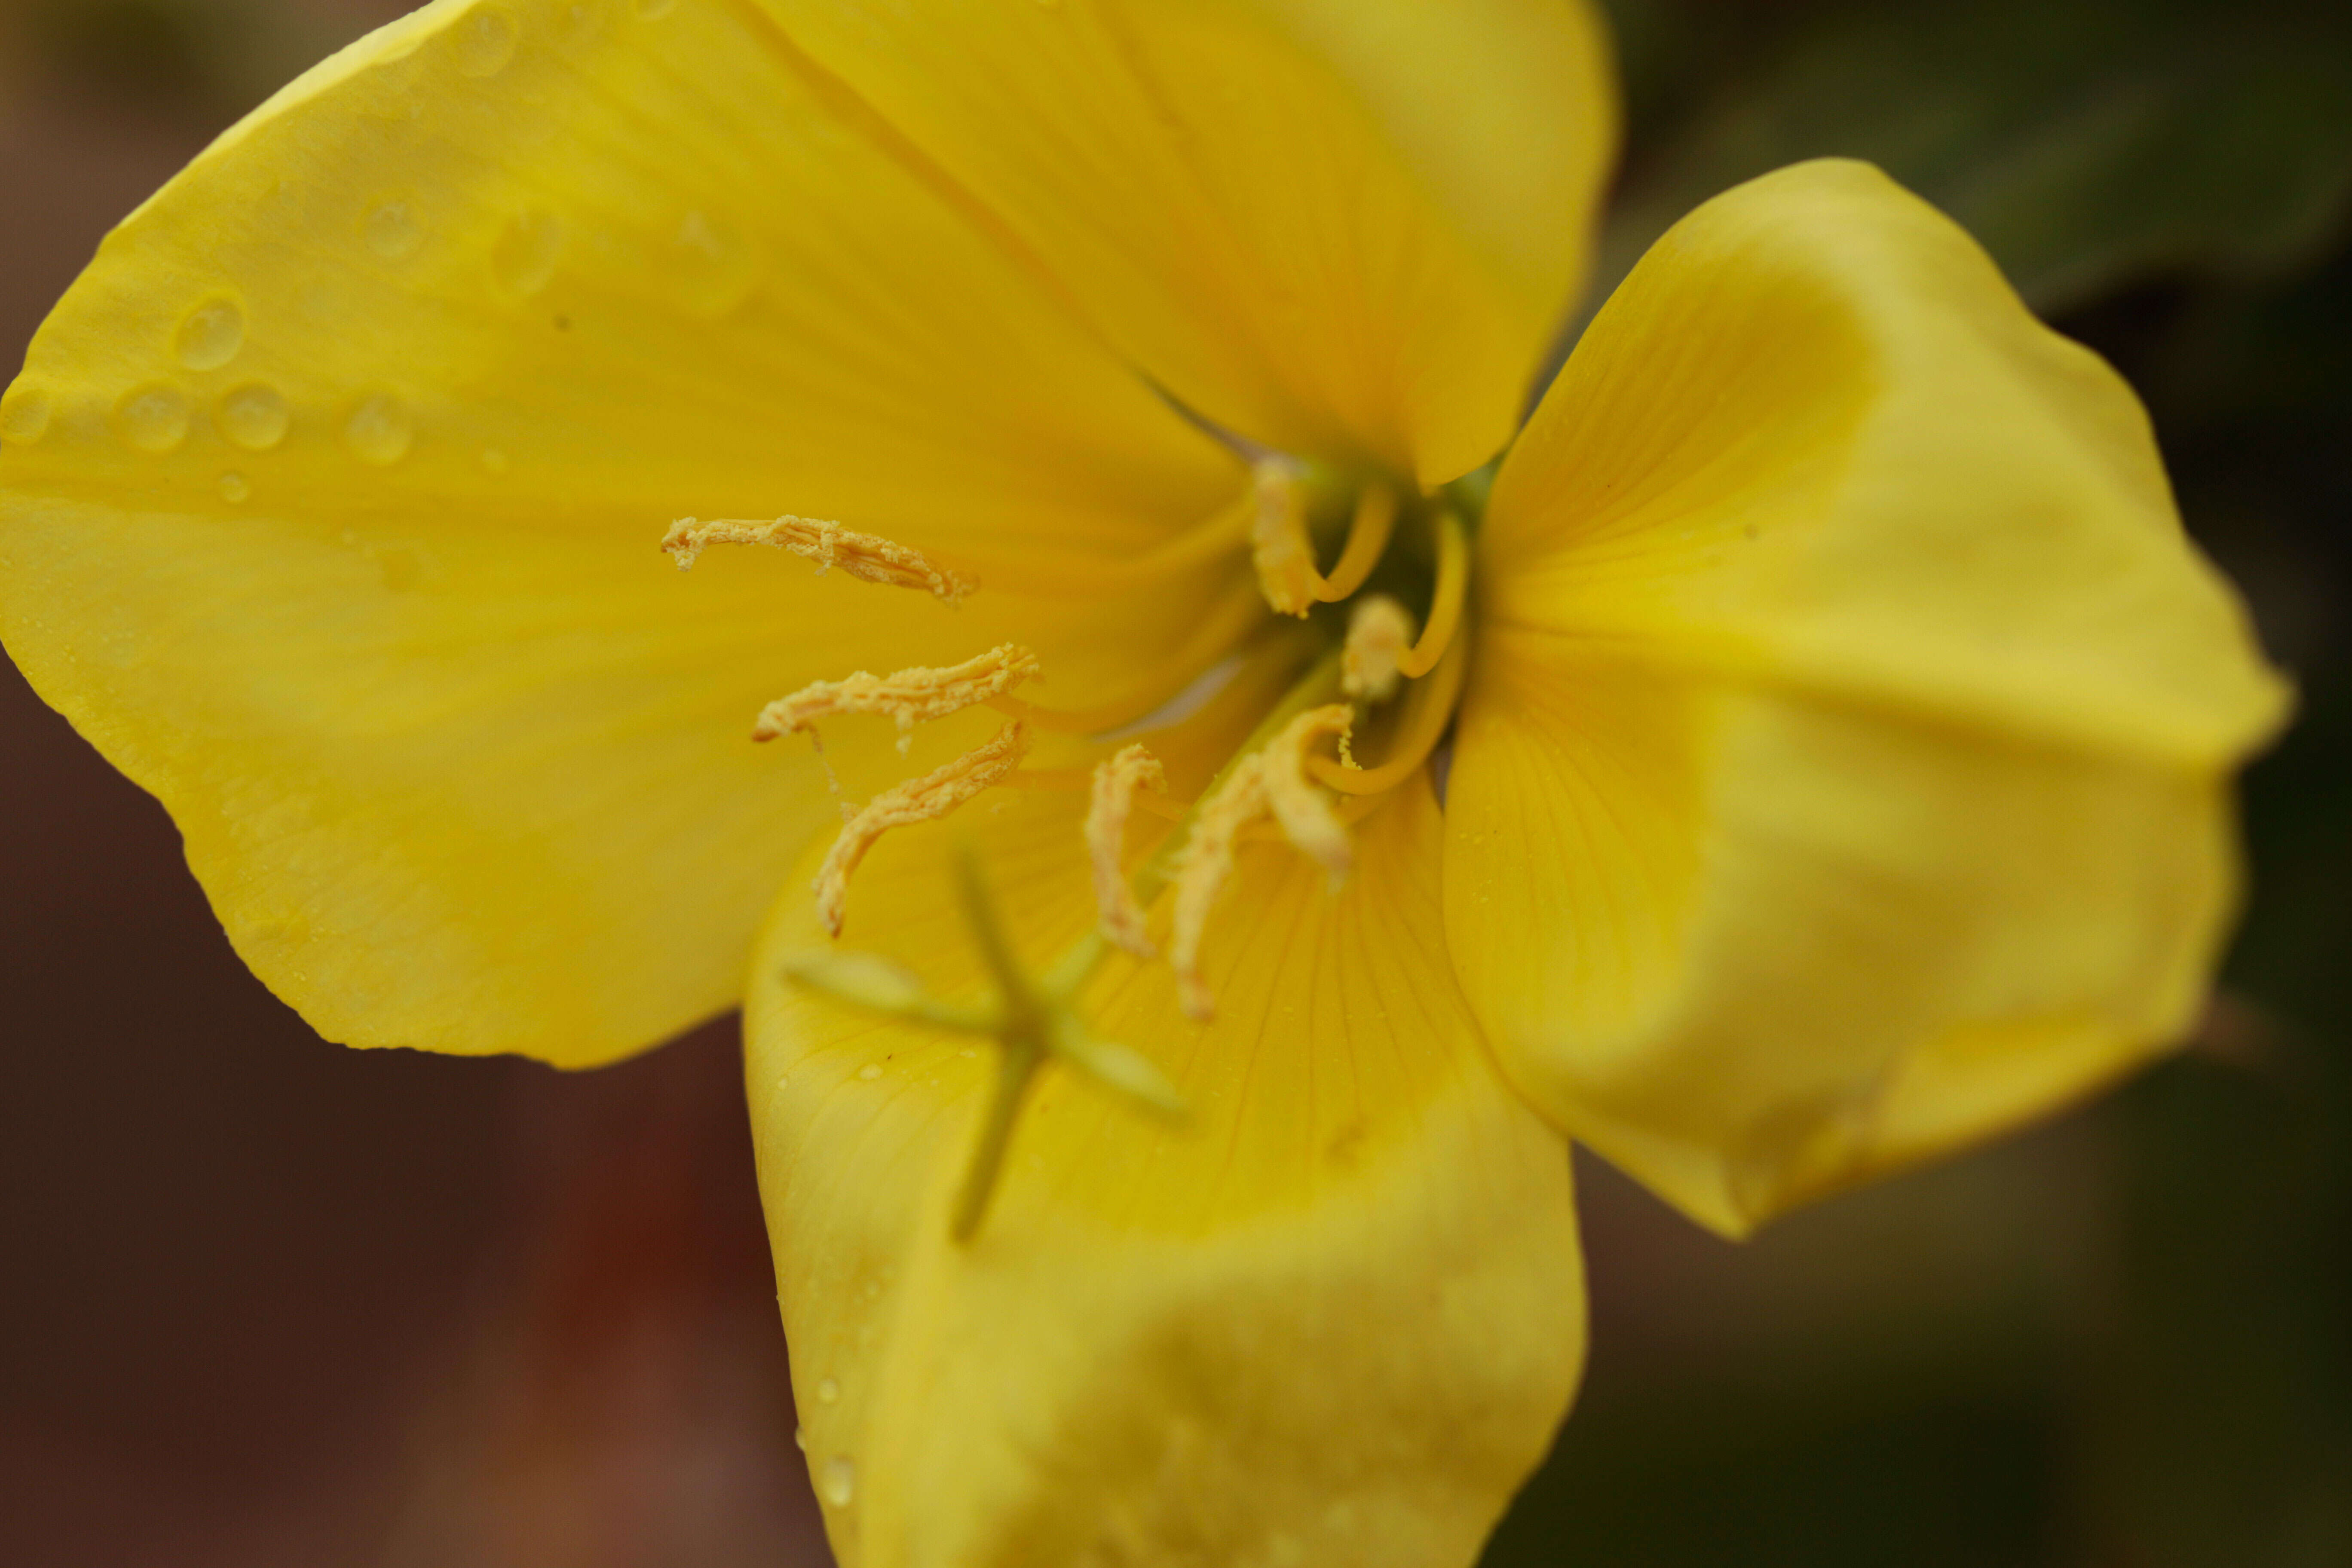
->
[748,777,1583,1568]
[762,0,1620,484]
[0,0,1245,1066]
[1448,160,2289,1236]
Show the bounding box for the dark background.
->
[3,2,2346,1564]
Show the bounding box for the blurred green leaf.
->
[1597,0,2352,315]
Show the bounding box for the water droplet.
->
[666,208,761,316]
[491,209,565,298]
[480,446,511,475]
[633,0,677,17]
[113,385,190,453]
[817,1378,840,1405]
[456,6,519,76]
[793,1424,806,1452]
[216,384,289,451]
[343,393,413,465]
[820,1457,856,1509]
[364,200,424,262]
[218,472,251,503]
[0,383,52,445]
[174,297,245,371]
[858,1062,882,1081]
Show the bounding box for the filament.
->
[1396,506,1469,679]
[1313,633,1468,796]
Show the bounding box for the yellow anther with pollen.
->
[1341,594,1416,704]
[663,514,977,606]
[1262,704,1355,884]
[1248,458,1318,618]
[1249,465,1400,619]
[814,721,1028,937]
[1314,633,1470,796]
[1087,744,1167,959]
[756,644,1041,754]
[1168,703,1353,1020]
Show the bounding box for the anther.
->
[1166,705,1353,1019]
[756,644,1041,754]
[1168,756,1268,1022]
[1262,705,1355,886]
[664,515,977,605]
[1085,744,1167,958]
[1341,594,1415,704]
[1250,466,1403,618]
[1248,459,1317,618]
[813,721,1028,937]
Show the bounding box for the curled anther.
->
[1341,594,1416,704]
[1262,705,1355,886]
[1168,758,1265,1022]
[813,721,1028,937]
[1086,744,1167,958]
[664,515,977,605]
[756,644,1041,754]
[1167,704,1353,1020]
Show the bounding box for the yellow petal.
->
[748,780,1583,1568]
[764,0,1620,484]
[1449,160,2288,1236]
[0,0,1246,1066]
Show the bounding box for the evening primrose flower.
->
[0,0,2287,1564]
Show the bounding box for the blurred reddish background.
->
[6,3,2347,1567]
[2,8,826,1562]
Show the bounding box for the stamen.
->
[1167,703,1353,1019]
[1341,594,1416,704]
[1248,457,1318,618]
[1086,744,1167,959]
[1314,633,1469,795]
[813,721,1028,937]
[756,644,1041,754]
[1396,506,1470,679]
[1248,465,1401,617]
[663,515,977,606]
[1167,756,1268,1022]
[1314,482,1398,603]
[1262,704,1355,885]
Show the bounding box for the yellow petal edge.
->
[749,779,1584,1568]
[0,0,1242,1066]
[1449,159,2291,1236]
[763,0,1620,484]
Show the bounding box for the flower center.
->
[668,453,1484,1239]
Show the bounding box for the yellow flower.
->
[0,1,2289,1565]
